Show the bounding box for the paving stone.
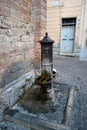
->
[53,56,87,130]
[0,56,87,130]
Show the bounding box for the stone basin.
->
[4,81,79,130]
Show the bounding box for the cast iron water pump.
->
[37,32,54,93]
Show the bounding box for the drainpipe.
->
[80,0,87,60]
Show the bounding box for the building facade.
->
[47,0,87,57]
[80,0,87,60]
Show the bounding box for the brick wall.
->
[0,0,47,88]
[32,0,47,67]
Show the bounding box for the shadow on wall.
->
[0,60,33,88]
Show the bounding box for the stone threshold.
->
[59,53,75,57]
[4,86,78,130]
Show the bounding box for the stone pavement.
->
[53,56,87,130]
[0,55,87,130]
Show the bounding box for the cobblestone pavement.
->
[53,56,87,130]
[0,56,87,130]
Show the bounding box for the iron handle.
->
[69,39,73,40]
[62,39,67,40]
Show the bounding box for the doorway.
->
[60,18,76,53]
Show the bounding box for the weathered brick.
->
[20,36,30,42]
[0,5,10,17]
[0,28,9,36]
[0,35,9,42]
[0,52,8,59]
[0,20,1,27]
[0,0,47,89]
[0,42,11,54]
[10,36,20,43]
[33,0,47,65]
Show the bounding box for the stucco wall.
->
[47,0,82,55]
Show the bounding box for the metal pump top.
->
[39,32,54,44]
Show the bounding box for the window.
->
[62,18,76,25]
[52,0,60,6]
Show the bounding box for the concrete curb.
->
[4,111,70,130]
[63,86,75,125]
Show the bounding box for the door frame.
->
[60,17,76,55]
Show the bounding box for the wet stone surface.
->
[12,82,70,124]
[0,121,30,130]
